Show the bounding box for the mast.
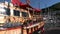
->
[3,0,5,3]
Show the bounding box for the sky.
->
[0,0,60,9]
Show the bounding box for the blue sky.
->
[0,0,60,9]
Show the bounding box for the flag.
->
[11,0,20,6]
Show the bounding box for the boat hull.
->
[0,22,44,34]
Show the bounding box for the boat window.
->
[22,12,29,17]
[6,8,10,16]
[14,10,20,16]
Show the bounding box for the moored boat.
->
[0,0,45,34]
